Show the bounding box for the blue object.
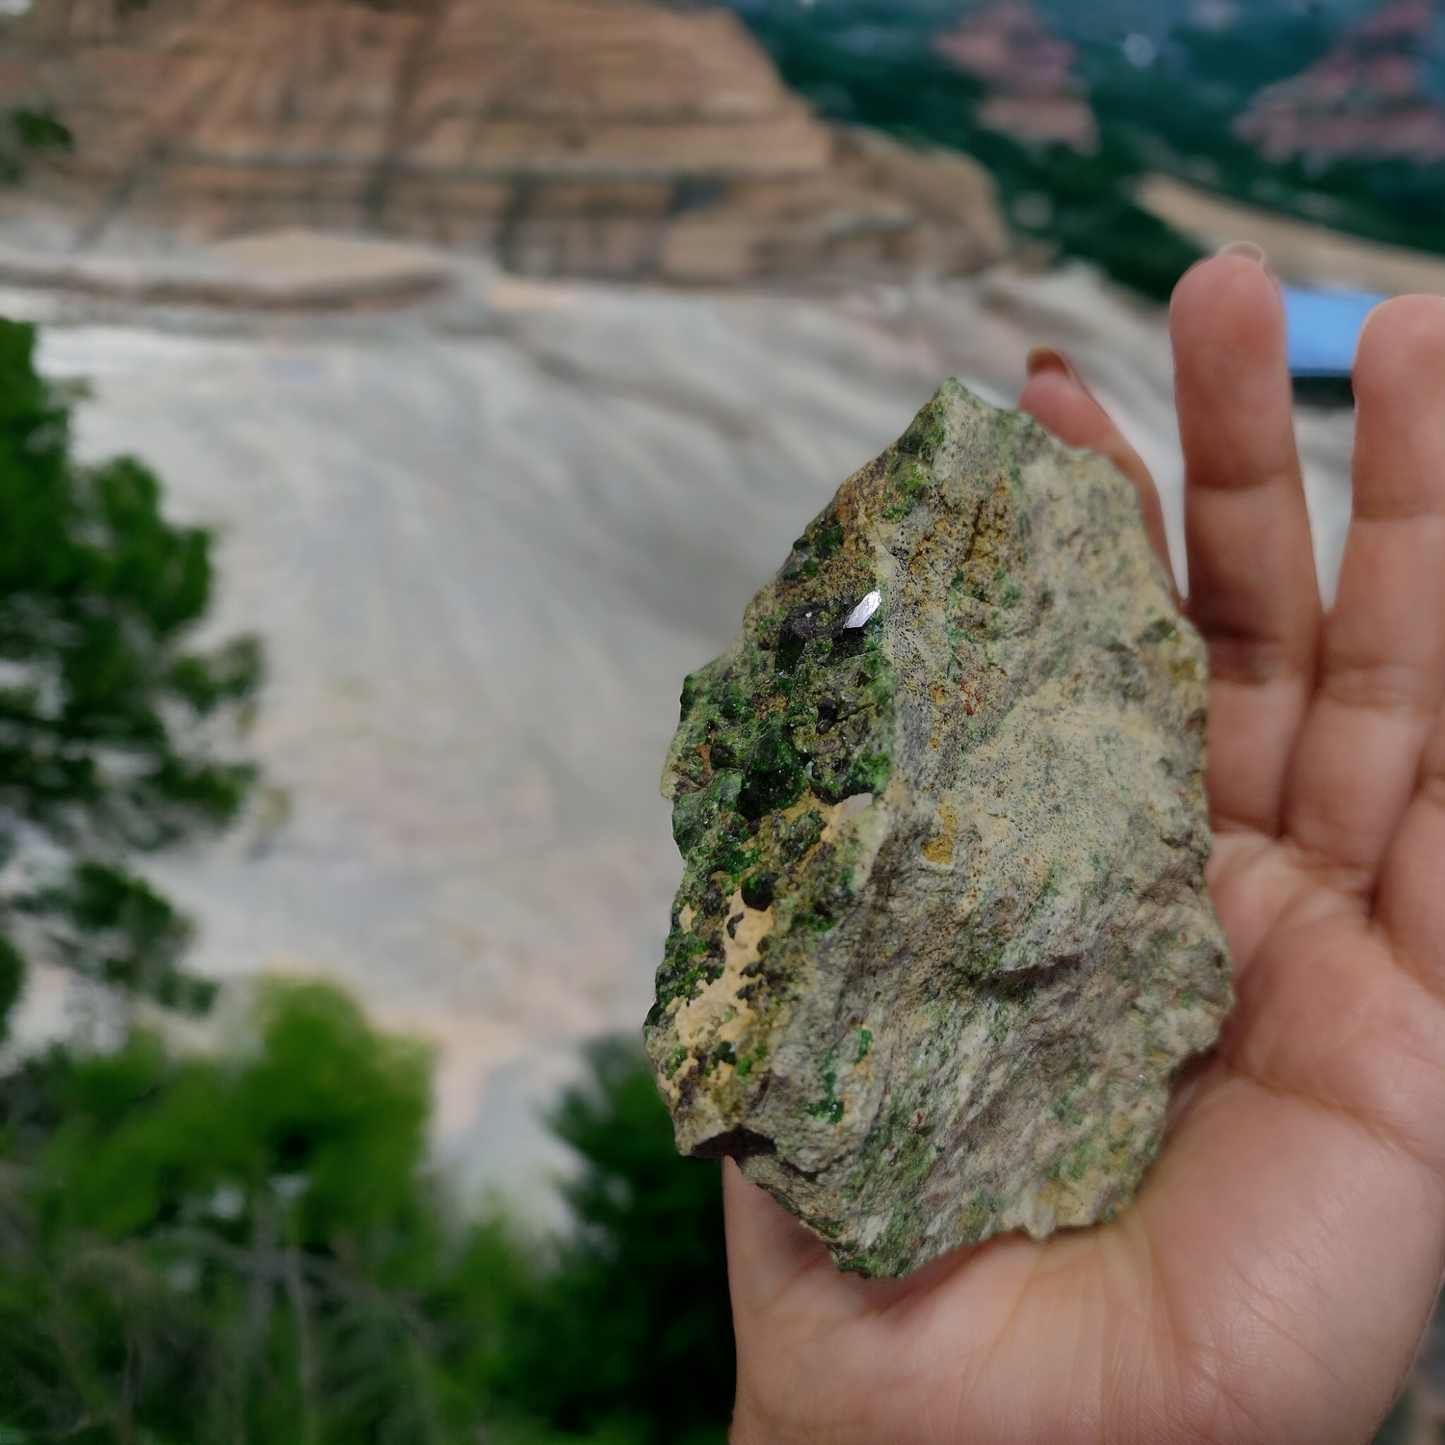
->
[1283,286,1387,377]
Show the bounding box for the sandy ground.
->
[1,257,1355,1207]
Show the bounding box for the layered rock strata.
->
[646,380,1232,1277]
[932,0,1099,156]
[1237,0,1445,167]
[0,0,1008,282]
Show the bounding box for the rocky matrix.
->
[645,380,1232,1278]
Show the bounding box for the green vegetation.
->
[0,107,72,184]
[1078,13,1445,260]
[498,1039,734,1443]
[732,0,1445,298]
[739,6,1203,300]
[0,317,260,1032]
[0,988,734,1444]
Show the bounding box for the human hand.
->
[723,251,1445,1445]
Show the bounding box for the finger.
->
[1020,346,1174,578]
[1284,295,1445,891]
[1172,251,1321,838]
[722,1158,833,1319]
[1378,703,1445,990]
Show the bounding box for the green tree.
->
[0,317,260,1031]
[0,106,72,185]
[0,997,734,1445]
[470,1040,734,1444]
[0,981,447,1443]
[742,6,1203,300]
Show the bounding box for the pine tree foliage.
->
[0,318,260,1029]
[0,995,734,1444]
[494,1039,734,1442]
[0,983,444,1444]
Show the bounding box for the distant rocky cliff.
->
[1237,0,1445,166]
[931,1,1099,156]
[0,0,1009,282]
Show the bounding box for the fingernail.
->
[1026,345,1101,405]
[1216,240,1267,266]
[1026,345,1078,382]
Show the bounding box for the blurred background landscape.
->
[0,0,1439,1440]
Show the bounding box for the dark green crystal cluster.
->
[652,506,894,1023]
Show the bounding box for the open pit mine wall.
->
[0,0,1010,284]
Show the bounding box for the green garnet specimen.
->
[645,380,1232,1278]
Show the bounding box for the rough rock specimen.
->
[645,380,1232,1278]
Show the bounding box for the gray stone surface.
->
[647,380,1233,1277]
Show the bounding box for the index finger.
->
[1020,346,1173,580]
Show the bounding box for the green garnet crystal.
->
[645,380,1232,1278]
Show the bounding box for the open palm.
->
[724,252,1445,1445]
